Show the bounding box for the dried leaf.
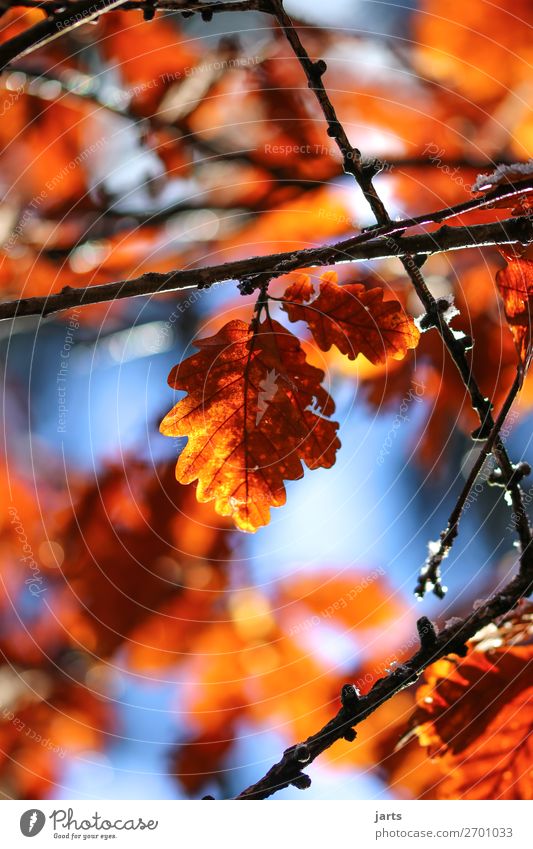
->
[496,258,533,369]
[282,271,419,364]
[160,318,340,532]
[409,605,533,799]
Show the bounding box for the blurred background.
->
[0,0,532,799]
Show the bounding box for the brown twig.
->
[0,2,267,70]
[1,216,530,321]
[415,368,528,598]
[236,558,533,798]
[269,0,531,581]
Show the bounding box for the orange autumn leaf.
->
[495,258,533,369]
[160,318,340,532]
[408,606,533,800]
[282,271,420,365]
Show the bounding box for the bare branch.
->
[415,368,528,598]
[1,217,529,322]
[270,0,531,586]
[0,1,271,71]
[236,554,533,798]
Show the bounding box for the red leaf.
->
[408,605,533,799]
[160,318,340,532]
[282,271,420,364]
[495,258,533,369]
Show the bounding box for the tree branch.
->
[3,0,533,804]
[415,368,528,599]
[2,0,267,11]
[0,1,273,72]
[1,216,530,321]
[269,0,531,589]
[236,555,533,798]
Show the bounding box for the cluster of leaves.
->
[160,271,418,530]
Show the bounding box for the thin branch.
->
[120,0,271,12]
[1,216,530,321]
[1,170,532,321]
[353,177,533,240]
[270,0,390,221]
[415,368,527,599]
[236,555,533,798]
[0,2,271,72]
[6,0,269,11]
[269,0,532,577]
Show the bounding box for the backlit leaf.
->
[160,318,340,532]
[408,605,533,800]
[282,271,420,365]
[496,258,533,370]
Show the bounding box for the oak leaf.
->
[282,271,419,364]
[408,605,533,800]
[496,258,533,370]
[160,318,340,532]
